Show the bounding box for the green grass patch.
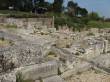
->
[5,24,17,28]
[16,73,35,82]
[87,32,95,36]
[47,51,57,58]
[0,10,52,18]
[87,21,110,28]
[0,38,11,47]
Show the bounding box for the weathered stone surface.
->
[35,80,40,82]
[0,72,16,82]
[92,54,110,68]
[61,61,91,79]
[0,30,44,73]
[55,38,73,48]
[1,19,110,82]
[0,43,43,71]
[0,18,54,28]
[18,61,58,80]
[66,70,110,82]
[43,75,66,82]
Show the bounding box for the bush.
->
[54,17,66,29]
[9,13,37,18]
[5,24,17,28]
[87,32,95,36]
[16,73,34,82]
[0,10,51,18]
[47,51,57,57]
[16,73,24,82]
[54,15,89,31]
[87,21,110,28]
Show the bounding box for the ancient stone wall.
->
[18,61,58,80]
[0,17,54,28]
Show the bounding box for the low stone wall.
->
[0,17,54,28]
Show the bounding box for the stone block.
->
[35,80,40,82]
[43,75,65,82]
[18,61,58,80]
[48,28,56,33]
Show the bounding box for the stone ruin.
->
[0,17,54,28]
[0,17,110,82]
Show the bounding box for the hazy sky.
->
[46,0,110,18]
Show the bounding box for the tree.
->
[67,1,88,17]
[35,0,50,8]
[18,0,32,11]
[52,0,64,13]
[0,0,9,9]
[36,0,45,7]
[67,0,78,16]
[34,0,50,13]
[77,7,88,17]
[0,0,33,11]
[88,12,100,20]
[8,0,16,6]
[24,0,33,11]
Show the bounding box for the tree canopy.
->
[0,0,89,16]
[0,0,102,30]
[52,0,64,13]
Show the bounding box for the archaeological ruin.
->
[0,16,110,82]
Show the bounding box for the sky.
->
[46,0,110,18]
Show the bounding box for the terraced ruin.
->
[0,17,110,82]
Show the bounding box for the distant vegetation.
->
[0,0,110,29]
[87,21,110,28]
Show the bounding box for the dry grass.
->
[46,51,58,58]
[0,39,10,47]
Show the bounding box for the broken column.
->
[103,40,108,53]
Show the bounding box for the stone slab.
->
[43,75,65,82]
[18,61,58,80]
[35,80,40,82]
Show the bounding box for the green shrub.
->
[77,71,82,75]
[5,24,17,28]
[54,15,88,31]
[94,69,102,74]
[75,52,80,56]
[47,51,57,57]
[16,73,34,82]
[16,73,24,82]
[87,21,110,28]
[23,79,35,82]
[87,32,95,36]
[58,68,62,75]
[38,77,43,82]
[66,44,70,48]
